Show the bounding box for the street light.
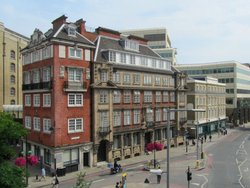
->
[166,107,205,188]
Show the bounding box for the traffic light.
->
[187,171,192,181]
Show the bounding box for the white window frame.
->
[155,76,161,85]
[113,72,120,83]
[156,108,161,122]
[68,68,82,82]
[124,110,131,125]
[25,116,31,129]
[33,70,40,83]
[100,111,109,127]
[144,91,152,102]
[113,110,121,127]
[68,118,83,133]
[143,75,152,85]
[69,47,82,59]
[133,91,140,103]
[133,110,140,124]
[100,70,108,82]
[25,94,31,107]
[113,90,121,103]
[155,91,161,103]
[43,118,52,133]
[109,51,116,62]
[100,90,108,103]
[33,94,40,107]
[43,67,51,82]
[123,74,131,84]
[123,90,131,103]
[68,93,83,107]
[33,117,40,131]
[43,94,51,107]
[133,74,141,84]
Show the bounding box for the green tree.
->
[72,171,92,188]
[0,112,27,188]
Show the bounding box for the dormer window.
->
[67,24,77,37]
[122,39,139,52]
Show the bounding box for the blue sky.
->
[1,0,250,64]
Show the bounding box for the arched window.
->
[10,63,15,72]
[10,50,15,59]
[10,75,15,84]
[10,87,15,96]
[11,100,15,105]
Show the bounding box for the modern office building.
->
[0,22,29,118]
[121,28,177,66]
[186,76,226,137]
[175,61,250,126]
[21,15,95,173]
[88,27,186,165]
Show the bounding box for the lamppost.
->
[25,134,28,187]
[195,122,199,162]
[166,107,205,188]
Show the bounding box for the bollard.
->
[196,160,200,168]
[201,152,204,159]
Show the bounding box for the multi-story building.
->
[0,22,29,118]
[21,15,95,173]
[89,27,186,165]
[186,76,226,137]
[121,28,177,66]
[175,61,250,126]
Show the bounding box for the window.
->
[124,40,139,51]
[44,149,51,165]
[159,61,164,69]
[43,68,51,82]
[10,87,15,96]
[144,91,152,102]
[123,133,131,146]
[43,118,51,133]
[68,118,83,133]
[85,49,91,61]
[170,92,175,102]
[133,110,140,124]
[100,90,108,103]
[33,70,40,83]
[68,68,82,81]
[124,110,131,125]
[163,91,169,102]
[155,91,161,103]
[113,135,121,149]
[123,90,131,103]
[34,117,40,131]
[25,116,31,129]
[162,77,168,86]
[86,68,90,80]
[43,94,51,107]
[113,111,121,127]
[10,75,15,84]
[133,91,140,103]
[25,95,31,106]
[140,57,148,66]
[23,72,31,84]
[130,55,135,64]
[10,50,15,59]
[42,45,52,59]
[109,51,116,62]
[123,74,131,84]
[59,45,66,58]
[163,108,168,121]
[100,70,108,82]
[32,50,40,62]
[100,111,109,127]
[113,72,120,83]
[133,74,141,84]
[10,63,15,72]
[143,75,152,85]
[155,76,161,85]
[63,149,79,166]
[133,132,140,145]
[120,53,126,63]
[69,47,82,59]
[68,94,83,106]
[151,59,156,68]
[11,100,15,105]
[113,90,121,103]
[156,108,161,121]
[33,94,40,107]
[68,26,76,36]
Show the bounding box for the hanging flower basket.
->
[28,155,39,166]
[146,143,155,152]
[154,142,164,151]
[15,157,26,167]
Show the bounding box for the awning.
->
[2,105,23,112]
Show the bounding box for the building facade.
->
[121,28,177,66]
[175,61,250,126]
[0,22,29,118]
[21,15,95,173]
[90,28,186,165]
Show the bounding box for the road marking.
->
[125,164,144,171]
[191,182,200,186]
[92,179,104,183]
[196,174,208,188]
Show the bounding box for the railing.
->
[64,81,87,92]
[22,81,52,91]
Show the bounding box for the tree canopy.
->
[0,112,27,188]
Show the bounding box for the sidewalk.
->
[28,127,236,188]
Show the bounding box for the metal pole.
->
[196,123,199,161]
[153,127,156,168]
[166,108,170,188]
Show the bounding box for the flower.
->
[27,155,39,166]
[15,157,26,167]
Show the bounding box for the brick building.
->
[21,15,95,173]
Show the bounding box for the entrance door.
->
[144,132,152,146]
[83,152,89,167]
[97,140,108,162]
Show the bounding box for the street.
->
[41,127,250,188]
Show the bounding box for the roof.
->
[95,36,161,62]
[5,28,29,41]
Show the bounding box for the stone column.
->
[120,134,124,160]
[131,133,134,157]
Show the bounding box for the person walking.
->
[51,173,59,188]
[115,182,120,188]
[156,167,163,184]
[209,135,212,142]
[39,167,46,181]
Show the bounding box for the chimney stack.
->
[75,19,86,35]
[52,15,68,31]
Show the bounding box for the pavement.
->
[27,127,236,188]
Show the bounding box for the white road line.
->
[92,179,105,183]
[125,164,144,171]
[191,182,200,186]
[196,174,208,188]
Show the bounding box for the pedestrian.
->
[204,134,207,142]
[51,173,59,188]
[115,182,119,188]
[119,181,123,188]
[39,167,46,181]
[209,135,212,142]
[192,139,196,146]
[156,167,163,184]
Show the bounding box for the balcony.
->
[99,126,111,137]
[64,81,87,92]
[22,81,52,91]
